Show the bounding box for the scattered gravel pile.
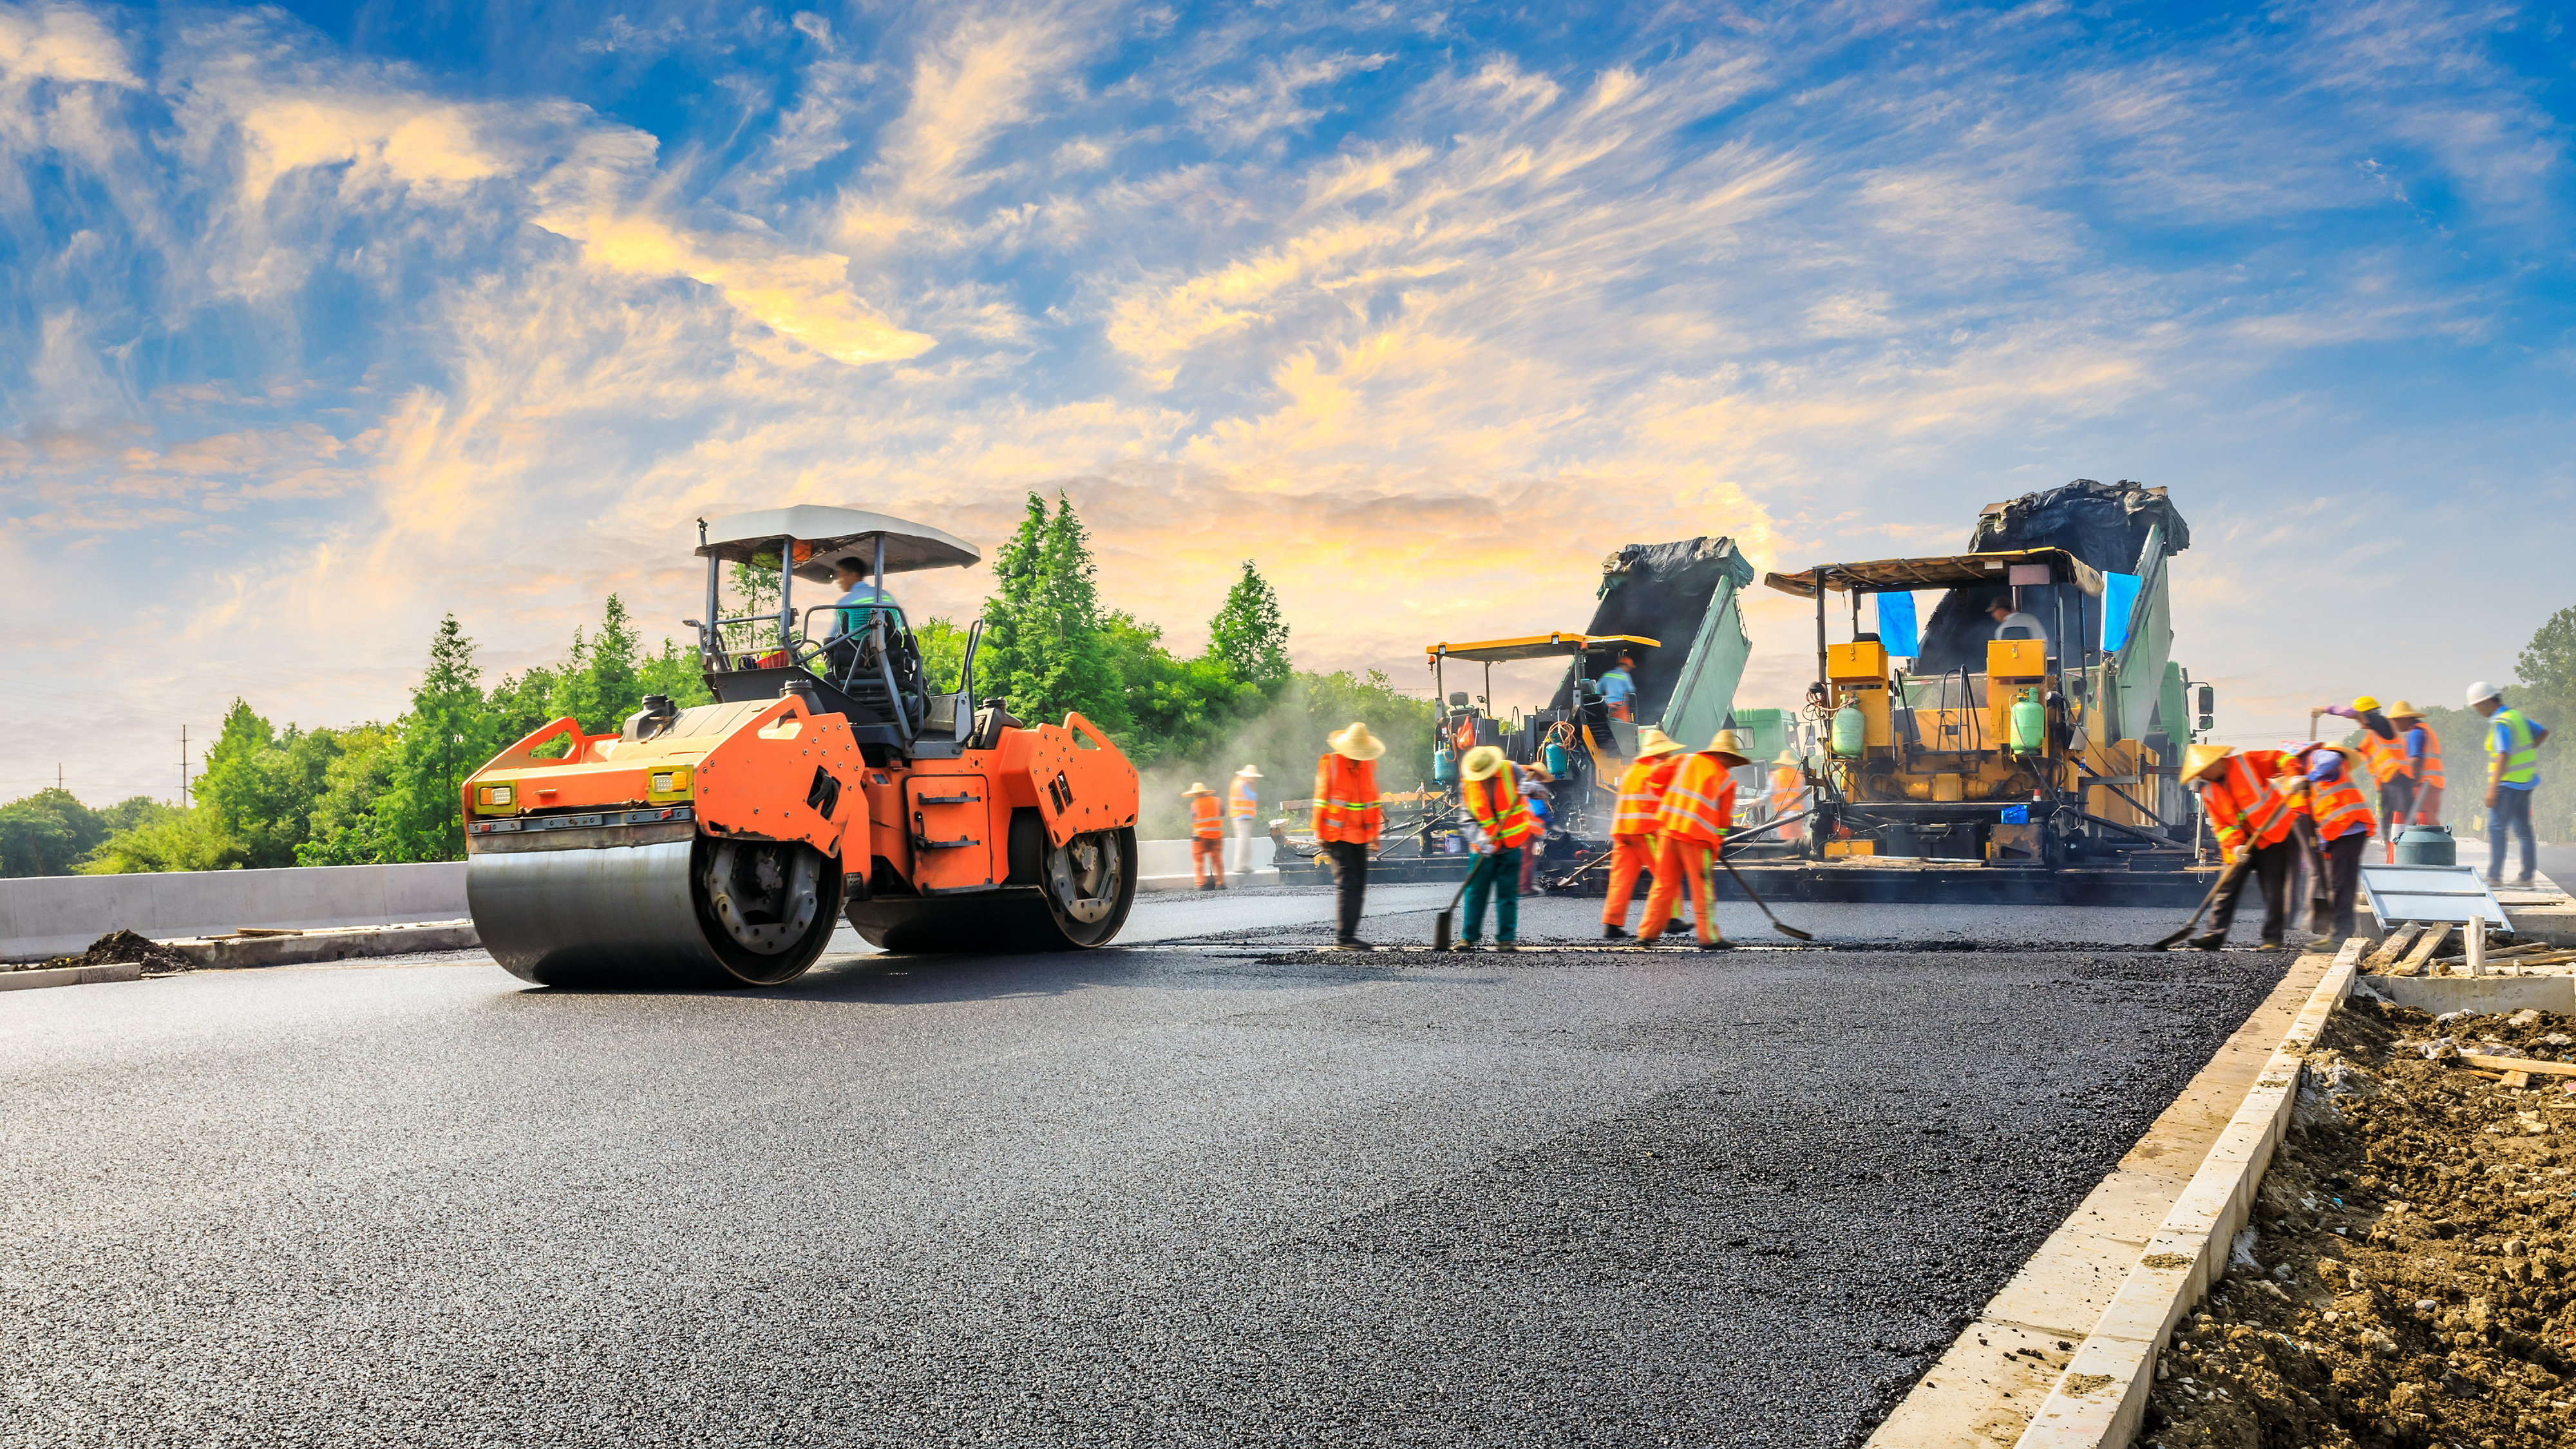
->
[20,929,193,976]
[2140,996,2576,1448]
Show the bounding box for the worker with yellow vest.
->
[2290,741,2374,940]
[1638,729,1753,951]
[2385,701,2443,828]
[2181,744,2304,951]
[1457,744,1541,951]
[1184,782,1226,890]
[1768,751,1804,843]
[2470,681,2551,887]
[1313,723,1386,949]
[1600,727,1689,940]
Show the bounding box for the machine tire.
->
[471,834,839,989]
[692,837,844,986]
[844,826,1136,953]
[1038,826,1137,949]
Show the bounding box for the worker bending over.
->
[1768,751,1804,842]
[1601,728,1688,940]
[2313,696,2414,861]
[1184,782,1226,889]
[1457,745,1540,951]
[1227,764,1263,876]
[1313,724,1385,949]
[2182,744,2304,951]
[2470,681,2550,887]
[2292,742,2375,941]
[1638,730,1753,951]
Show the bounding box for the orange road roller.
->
[462,506,1141,987]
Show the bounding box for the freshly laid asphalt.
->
[2,886,2289,1448]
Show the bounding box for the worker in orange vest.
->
[1600,727,1689,940]
[2385,701,2443,830]
[2181,744,2304,950]
[1638,729,1753,951]
[2289,742,2375,941]
[2311,696,2412,860]
[1313,723,1385,949]
[1456,744,1541,951]
[1768,751,1804,842]
[1185,782,1226,890]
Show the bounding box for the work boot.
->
[1602,923,1629,940]
[2517,875,2539,888]
[1663,918,1689,936]
[1493,940,1519,952]
[2257,939,2286,951]
[2186,932,2227,951]
[1698,937,1734,952]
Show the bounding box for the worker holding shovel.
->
[1456,745,1541,951]
[1601,727,1689,940]
[2180,744,2305,951]
[1637,729,1753,951]
[1312,723,1385,950]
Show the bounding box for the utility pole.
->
[179,724,189,806]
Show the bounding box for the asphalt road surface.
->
[3,887,2289,1448]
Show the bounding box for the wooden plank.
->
[2363,923,2422,970]
[2396,924,2452,974]
[2460,1054,2576,1078]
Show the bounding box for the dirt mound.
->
[35,929,193,976]
[2140,996,2576,1447]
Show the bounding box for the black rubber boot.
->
[2186,931,2226,951]
[1602,923,1628,940]
[1335,938,1374,951]
[1698,938,1734,951]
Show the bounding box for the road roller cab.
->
[463,506,1142,988]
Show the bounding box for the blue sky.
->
[3,0,2571,802]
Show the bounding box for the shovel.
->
[1432,853,1493,953]
[2154,854,2251,950]
[1710,849,1815,942]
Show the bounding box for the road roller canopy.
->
[1425,633,1660,663]
[698,506,981,584]
[1759,547,2103,599]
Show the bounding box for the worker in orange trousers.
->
[1600,727,1689,940]
[1638,729,1753,951]
[1184,782,1226,889]
[1768,751,1804,842]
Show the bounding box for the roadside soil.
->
[2138,995,2576,1448]
[14,929,193,976]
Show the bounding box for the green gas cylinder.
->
[1544,740,1570,777]
[2393,824,2457,867]
[2009,690,2046,753]
[1830,701,1866,757]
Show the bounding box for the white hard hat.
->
[2467,680,2503,707]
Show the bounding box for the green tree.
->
[372,615,509,862]
[83,804,242,873]
[638,637,716,710]
[914,616,969,694]
[295,724,399,867]
[549,594,644,734]
[1208,562,1292,697]
[0,788,110,877]
[193,701,341,869]
[980,493,1131,731]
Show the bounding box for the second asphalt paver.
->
[2,890,2283,1448]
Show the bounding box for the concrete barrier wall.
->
[3,837,1282,961]
[0,862,469,962]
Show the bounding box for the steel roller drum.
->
[469,839,724,985]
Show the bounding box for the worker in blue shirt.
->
[1599,652,1638,723]
[822,556,902,677]
[2470,680,2550,887]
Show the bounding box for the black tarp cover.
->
[1913,480,2188,676]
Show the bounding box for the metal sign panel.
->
[2359,863,2510,928]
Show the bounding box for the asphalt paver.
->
[1,889,2286,1447]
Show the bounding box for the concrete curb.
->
[0,961,144,992]
[2009,936,2364,1448]
[167,920,482,969]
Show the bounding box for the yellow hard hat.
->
[2350,695,2381,712]
[2180,743,2232,782]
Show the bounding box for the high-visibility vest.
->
[1463,772,1540,849]
[1655,752,1739,846]
[2352,724,2407,784]
[1769,766,1802,814]
[1612,757,1679,835]
[2491,709,2543,786]
[2302,752,2374,842]
[1189,794,1224,838]
[1313,755,1382,844]
[2411,726,2444,790]
[2201,749,2298,857]
[1227,777,1259,820]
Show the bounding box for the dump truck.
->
[1760,480,2208,869]
[462,506,1142,987]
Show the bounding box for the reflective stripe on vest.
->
[2412,727,2444,790]
[2492,710,2541,786]
[1613,757,1677,835]
[1190,795,1224,838]
[2306,761,2374,841]
[2203,750,2297,855]
[1314,755,1383,844]
[1769,767,1801,813]
[1227,779,1258,820]
[1464,772,1539,848]
[2353,728,2407,784]
[1655,753,1738,844]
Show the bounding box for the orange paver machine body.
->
[462,506,1141,987]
